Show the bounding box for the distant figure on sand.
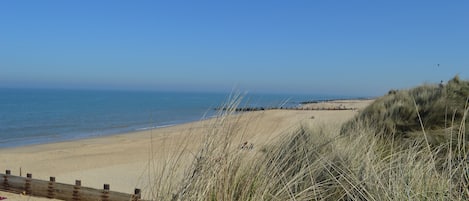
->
[240,141,254,150]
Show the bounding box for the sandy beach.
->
[0,99,373,200]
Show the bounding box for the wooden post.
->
[133,188,141,201]
[102,184,110,201]
[47,176,55,199]
[3,170,11,191]
[73,180,81,201]
[25,173,32,195]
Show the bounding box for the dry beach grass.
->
[163,77,469,200]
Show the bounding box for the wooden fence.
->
[0,170,143,201]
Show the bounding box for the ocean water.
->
[0,88,345,148]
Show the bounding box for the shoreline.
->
[0,97,372,150]
[0,99,374,199]
[0,116,215,150]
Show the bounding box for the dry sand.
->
[0,99,373,200]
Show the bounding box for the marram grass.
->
[342,76,469,145]
[149,78,469,200]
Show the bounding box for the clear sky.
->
[1,1,468,96]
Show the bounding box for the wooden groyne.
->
[0,170,143,201]
[300,97,373,105]
[216,106,357,112]
[215,98,372,112]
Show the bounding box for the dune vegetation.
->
[152,77,469,201]
[341,75,469,145]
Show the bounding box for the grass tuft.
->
[342,76,469,145]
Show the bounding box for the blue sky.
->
[1,1,468,96]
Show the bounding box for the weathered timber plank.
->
[1,172,141,201]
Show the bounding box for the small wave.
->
[157,124,177,128]
[135,124,176,131]
[0,134,63,148]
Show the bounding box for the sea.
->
[0,88,352,148]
